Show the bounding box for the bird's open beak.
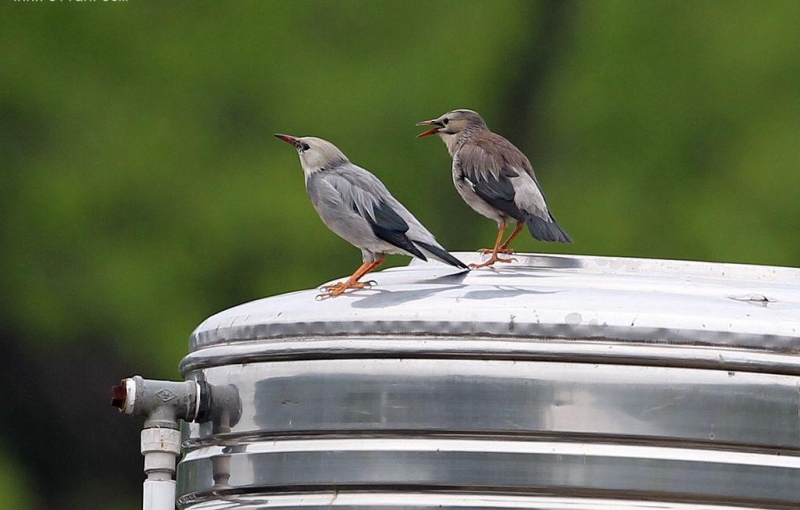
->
[275,133,300,148]
[416,119,442,138]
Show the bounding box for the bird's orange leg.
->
[318,256,385,298]
[477,222,506,255]
[498,222,524,253]
[472,223,515,269]
[478,222,524,255]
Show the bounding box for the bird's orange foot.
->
[469,254,516,269]
[478,247,515,255]
[317,280,376,299]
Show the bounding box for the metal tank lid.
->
[186,253,800,363]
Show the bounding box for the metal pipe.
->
[111,375,200,427]
[111,376,240,510]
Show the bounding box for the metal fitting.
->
[111,375,200,429]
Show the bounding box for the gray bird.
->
[417,109,571,269]
[275,134,468,298]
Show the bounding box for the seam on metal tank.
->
[179,333,800,376]
[190,329,800,351]
[202,335,800,351]
[190,325,800,353]
[179,350,800,377]
[179,430,800,458]
[177,484,800,510]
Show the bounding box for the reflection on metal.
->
[176,253,800,509]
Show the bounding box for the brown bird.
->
[418,109,571,269]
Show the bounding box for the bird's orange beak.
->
[416,119,441,138]
[274,134,301,148]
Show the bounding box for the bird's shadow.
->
[346,270,559,308]
[460,287,556,300]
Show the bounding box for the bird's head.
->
[416,109,487,138]
[275,134,349,177]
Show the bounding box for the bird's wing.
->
[458,135,549,221]
[324,165,427,260]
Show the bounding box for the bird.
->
[275,134,468,298]
[417,109,571,269]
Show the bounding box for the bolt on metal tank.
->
[175,252,800,510]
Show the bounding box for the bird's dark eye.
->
[442,118,449,126]
[300,143,310,152]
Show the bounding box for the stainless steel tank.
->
[176,253,800,509]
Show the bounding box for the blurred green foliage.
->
[1,1,798,508]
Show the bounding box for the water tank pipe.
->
[111,376,240,510]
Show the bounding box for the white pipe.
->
[141,428,181,510]
[143,479,176,510]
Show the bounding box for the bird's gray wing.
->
[325,166,428,260]
[456,140,531,221]
[459,136,570,243]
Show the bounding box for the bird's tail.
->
[525,212,572,243]
[415,241,469,270]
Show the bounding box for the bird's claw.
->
[469,254,517,269]
[316,280,376,299]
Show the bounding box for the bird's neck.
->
[442,127,482,156]
[302,157,347,181]
[439,133,462,157]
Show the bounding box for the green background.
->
[1,1,798,508]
